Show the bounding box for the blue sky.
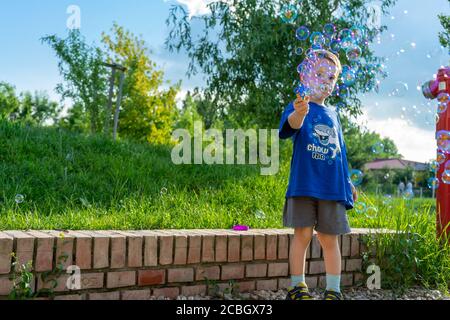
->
[0,0,449,162]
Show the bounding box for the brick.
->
[228,235,240,262]
[202,234,215,263]
[37,274,70,293]
[256,279,277,291]
[222,264,245,280]
[152,287,179,299]
[350,234,360,257]
[310,235,322,259]
[0,232,13,274]
[181,285,207,296]
[67,231,92,270]
[80,273,104,289]
[102,232,125,269]
[26,231,54,272]
[246,264,267,278]
[159,234,174,265]
[254,234,266,260]
[45,231,74,270]
[0,277,13,296]
[196,266,220,281]
[278,234,289,260]
[309,260,326,274]
[138,270,165,286]
[168,268,194,283]
[305,276,318,289]
[268,263,289,277]
[54,294,85,300]
[107,271,136,288]
[266,233,277,260]
[174,234,188,265]
[81,231,110,269]
[121,289,151,300]
[89,292,120,300]
[278,278,290,290]
[237,281,255,293]
[187,233,201,264]
[341,234,351,257]
[318,275,327,288]
[4,231,34,272]
[354,273,365,286]
[241,235,253,261]
[143,233,158,267]
[346,259,362,272]
[215,234,227,262]
[341,273,354,287]
[116,231,143,268]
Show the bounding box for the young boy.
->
[279,50,358,300]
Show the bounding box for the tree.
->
[101,23,180,144]
[166,0,396,128]
[0,82,20,120]
[18,91,62,126]
[438,0,450,49]
[41,30,108,134]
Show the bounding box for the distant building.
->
[363,159,428,171]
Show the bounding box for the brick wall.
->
[0,228,385,300]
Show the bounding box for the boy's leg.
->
[289,226,314,286]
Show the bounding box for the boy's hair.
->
[311,49,342,75]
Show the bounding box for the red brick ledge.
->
[0,228,392,300]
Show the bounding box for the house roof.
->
[363,159,429,171]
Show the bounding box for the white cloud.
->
[355,109,436,163]
[165,0,214,18]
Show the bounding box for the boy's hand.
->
[351,184,358,203]
[293,94,310,117]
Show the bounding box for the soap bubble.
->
[310,32,326,48]
[428,177,440,190]
[403,189,414,200]
[346,45,362,61]
[329,39,341,53]
[437,151,446,165]
[337,84,349,98]
[366,206,378,219]
[160,187,168,196]
[280,4,298,23]
[350,169,364,186]
[372,142,385,154]
[437,130,450,153]
[296,26,310,41]
[430,160,439,172]
[382,195,393,205]
[438,102,448,114]
[295,47,304,56]
[384,173,390,180]
[340,37,354,50]
[341,67,357,86]
[437,93,450,104]
[15,194,25,204]
[339,28,353,39]
[389,82,409,97]
[354,201,367,214]
[255,209,266,220]
[294,83,311,98]
[444,160,450,171]
[442,171,450,185]
[351,25,365,42]
[323,23,336,36]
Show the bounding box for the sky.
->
[0,0,449,163]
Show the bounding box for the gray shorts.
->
[283,196,351,235]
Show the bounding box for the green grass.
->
[1,120,449,293]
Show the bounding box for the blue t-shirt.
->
[279,101,354,210]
